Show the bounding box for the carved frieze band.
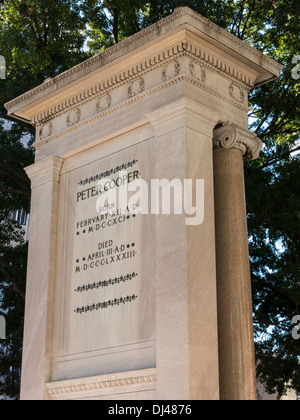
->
[34,74,249,149]
[46,369,157,398]
[213,122,262,160]
[33,41,252,124]
[31,40,254,148]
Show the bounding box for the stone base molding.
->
[45,369,157,400]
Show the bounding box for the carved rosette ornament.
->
[213,122,262,160]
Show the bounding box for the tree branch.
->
[0,261,25,301]
[267,221,300,239]
[0,187,31,198]
[254,276,298,309]
[240,0,256,40]
[112,7,119,44]
[261,146,300,169]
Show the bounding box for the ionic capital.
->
[213,122,262,160]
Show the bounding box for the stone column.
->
[213,122,262,400]
[21,156,63,400]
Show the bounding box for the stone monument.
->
[5,7,282,400]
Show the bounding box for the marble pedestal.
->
[5,7,281,400]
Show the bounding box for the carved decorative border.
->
[75,272,138,293]
[46,369,157,398]
[74,294,138,315]
[78,159,138,186]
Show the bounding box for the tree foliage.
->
[0,0,299,399]
[0,0,88,399]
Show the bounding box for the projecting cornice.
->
[5,7,282,127]
[28,42,253,124]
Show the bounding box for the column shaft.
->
[214,147,256,400]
